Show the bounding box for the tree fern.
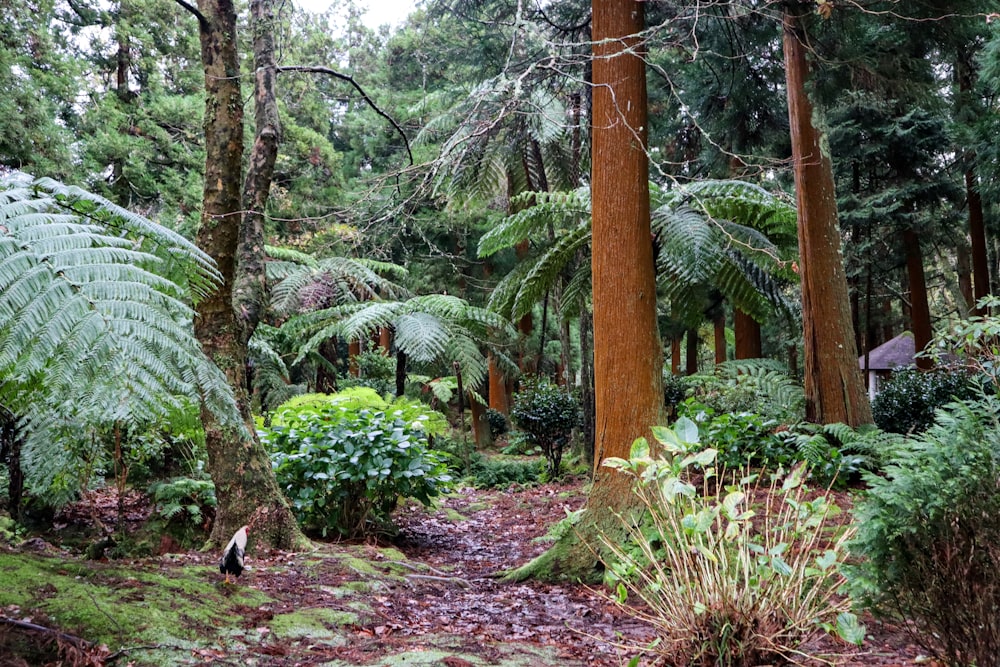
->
[284,293,517,389]
[0,173,235,424]
[0,173,240,504]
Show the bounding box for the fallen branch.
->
[0,615,107,666]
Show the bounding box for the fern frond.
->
[0,173,237,431]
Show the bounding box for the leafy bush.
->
[268,388,448,436]
[483,408,509,437]
[871,367,980,434]
[678,400,795,470]
[848,395,1000,666]
[600,418,862,666]
[263,405,452,538]
[511,378,580,477]
[469,454,542,489]
[662,372,687,414]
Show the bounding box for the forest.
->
[3,0,1000,665]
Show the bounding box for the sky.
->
[294,0,419,30]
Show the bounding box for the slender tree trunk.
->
[468,391,493,449]
[957,47,991,315]
[783,7,872,426]
[509,0,663,582]
[733,308,762,359]
[685,328,698,375]
[348,339,361,377]
[579,309,595,468]
[902,228,933,370]
[487,353,509,414]
[395,349,406,397]
[0,410,24,522]
[192,0,306,549]
[713,311,726,365]
[957,242,974,312]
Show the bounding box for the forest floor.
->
[0,477,937,666]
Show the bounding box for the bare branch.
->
[277,65,413,166]
[173,0,208,28]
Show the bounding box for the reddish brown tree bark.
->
[733,308,762,359]
[713,312,727,365]
[508,0,664,583]
[783,7,872,426]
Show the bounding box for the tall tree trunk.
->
[509,0,663,582]
[192,0,305,549]
[348,339,361,377]
[395,349,407,397]
[783,7,872,426]
[902,228,933,370]
[733,308,762,359]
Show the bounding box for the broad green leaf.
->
[836,612,866,646]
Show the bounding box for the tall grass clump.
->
[848,395,1000,666]
[600,418,862,666]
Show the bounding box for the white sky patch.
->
[294,0,418,30]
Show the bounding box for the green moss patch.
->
[268,607,356,641]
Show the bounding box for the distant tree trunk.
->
[902,228,933,370]
[733,308,762,359]
[190,0,306,549]
[957,47,990,315]
[468,391,493,448]
[713,311,726,365]
[509,0,663,582]
[395,349,406,397]
[685,328,698,375]
[957,242,974,312]
[0,410,23,522]
[378,327,392,354]
[783,6,872,426]
[579,309,595,468]
[348,339,361,377]
[487,353,509,414]
[671,337,681,375]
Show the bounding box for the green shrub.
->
[262,405,452,538]
[469,454,542,489]
[678,400,795,470]
[483,408,509,437]
[871,367,980,434]
[662,372,688,414]
[848,395,1000,666]
[511,378,580,477]
[601,419,862,665]
[268,388,448,436]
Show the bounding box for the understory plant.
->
[510,377,580,477]
[262,402,452,538]
[848,395,1000,666]
[601,418,863,666]
[871,367,980,434]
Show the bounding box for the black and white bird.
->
[219,525,249,584]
